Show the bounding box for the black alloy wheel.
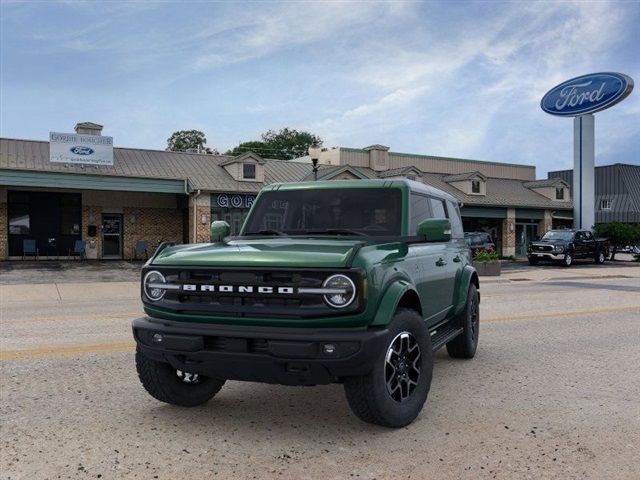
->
[384,332,422,403]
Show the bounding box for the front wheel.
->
[528,256,539,265]
[343,309,433,428]
[595,250,606,264]
[562,253,573,267]
[136,347,226,407]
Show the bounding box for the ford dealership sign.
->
[541,72,633,116]
[50,132,114,165]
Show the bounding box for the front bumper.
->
[132,317,389,386]
[528,252,565,261]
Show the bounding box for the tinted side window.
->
[429,198,447,219]
[410,193,432,233]
[446,200,464,239]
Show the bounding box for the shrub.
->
[473,250,500,263]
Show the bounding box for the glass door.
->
[515,223,539,257]
[102,214,123,259]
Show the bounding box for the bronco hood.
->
[150,238,362,269]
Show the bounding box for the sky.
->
[1,0,638,177]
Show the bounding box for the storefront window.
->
[60,194,81,235]
[9,205,30,234]
[211,193,257,236]
[8,192,30,234]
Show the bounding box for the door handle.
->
[453,255,461,263]
[436,258,447,267]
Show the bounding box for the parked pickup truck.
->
[132,179,480,427]
[527,229,609,267]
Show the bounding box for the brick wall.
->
[501,208,516,257]
[539,210,553,236]
[82,205,103,259]
[123,207,183,259]
[188,194,211,244]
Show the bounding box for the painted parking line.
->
[0,312,141,325]
[482,305,640,323]
[2,305,638,361]
[0,342,136,361]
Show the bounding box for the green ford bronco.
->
[133,179,480,427]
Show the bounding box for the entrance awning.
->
[551,211,573,220]
[1,169,187,194]
[460,207,507,218]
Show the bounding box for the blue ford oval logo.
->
[541,72,634,117]
[70,146,95,155]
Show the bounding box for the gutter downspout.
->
[192,189,201,243]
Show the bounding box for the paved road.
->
[1,267,639,479]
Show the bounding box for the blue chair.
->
[68,240,86,260]
[22,239,39,260]
[134,240,149,260]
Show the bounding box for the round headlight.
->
[322,274,356,309]
[143,270,166,302]
[555,245,565,252]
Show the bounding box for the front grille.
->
[144,267,364,319]
[534,244,553,252]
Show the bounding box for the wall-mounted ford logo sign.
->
[70,146,95,155]
[541,72,633,117]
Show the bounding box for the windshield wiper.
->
[305,228,367,237]
[245,229,289,236]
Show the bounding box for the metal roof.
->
[1,137,572,209]
[523,178,567,188]
[0,137,311,194]
[443,171,487,182]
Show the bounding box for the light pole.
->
[308,144,321,181]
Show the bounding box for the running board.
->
[430,325,463,351]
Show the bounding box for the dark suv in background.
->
[464,232,496,256]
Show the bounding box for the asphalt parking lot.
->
[1,261,639,479]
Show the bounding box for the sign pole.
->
[541,72,633,231]
[573,114,595,229]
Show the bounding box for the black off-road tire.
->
[595,250,606,264]
[343,309,433,428]
[528,256,539,266]
[562,253,573,267]
[136,347,225,407]
[446,284,480,359]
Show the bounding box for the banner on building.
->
[49,132,114,166]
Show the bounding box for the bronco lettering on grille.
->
[181,284,295,294]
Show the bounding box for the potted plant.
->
[472,250,501,276]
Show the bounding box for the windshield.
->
[242,188,402,237]
[541,231,574,241]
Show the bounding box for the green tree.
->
[167,130,217,154]
[260,128,322,160]
[225,141,268,157]
[226,128,323,160]
[594,222,640,260]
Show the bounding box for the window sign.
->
[49,132,114,165]
[214,194,256,209]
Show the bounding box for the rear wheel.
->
[136,347,225,407]
[446,284,480,359]
[343,309,433,428]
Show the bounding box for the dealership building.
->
[0,122,573,261]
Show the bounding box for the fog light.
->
[152,333,163,343]
[323,343,336,354]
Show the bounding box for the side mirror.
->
[417,218,452,242]
[211,221,230,243]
